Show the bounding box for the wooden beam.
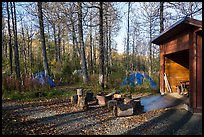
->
[189,29,197,112]
[160,45,165,94]
[196,31,202,111]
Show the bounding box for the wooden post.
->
[160,45,165,94]
[189,30,197,112]
[196,31,202,112]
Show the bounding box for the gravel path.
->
[2,96,202,135]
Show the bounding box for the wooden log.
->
[132,99,141,107]
[113,94,122,99]
[96,94,106,106]
[124,97,132,104]
[70,95,78,104]
[117,104,133,117]
[77,88,83,96]
[107,100,117,110]
[86,92,94,102]
[112,105,117,116]
[78,95,88,110]
[105,94,113,101]
[132,99,144,114]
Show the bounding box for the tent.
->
[144,74,157,88]
[122,72,157,88]
[33,72,55,87]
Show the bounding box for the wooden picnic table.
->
[179,80,189,95]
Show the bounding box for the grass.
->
[2,86,76,102]
[2,75,160,102]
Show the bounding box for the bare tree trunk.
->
[52,24,58,62]
[62,29,65,60]
[26,26,30,75]
[47,22,51,56]
[105,16,109,87]
[93,35,96,74]
[132,34,135,72]
[21,19,28,74]
[11,2,21,79]
[189,2,193,18]
[160,2,164,33]
[58,24,62,63]
[71,16,80,59]
[77,2,89,83]
[149,18,152,76]
[37,2,50,76]
[11,2,21,91]
[126,2,130,71]
[30,35,33,76]
[26,23,33,76]
[66,29,71,60]
[89,11,93,74]
[6,2,13,75]
[108,23,112,74]
[126,2,131,84]
[99,2,105,90]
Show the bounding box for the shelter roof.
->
[152,17,202,45]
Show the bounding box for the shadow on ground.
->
[122,108,202,135]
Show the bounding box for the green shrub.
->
[61,90,76,97]
[4,90,23,101]
[119,85,135,95]
[46,89,61,98]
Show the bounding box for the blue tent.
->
[122,73,144,86]
[33,72,55,87]
[122,72,157,88]
[136,73,144,85]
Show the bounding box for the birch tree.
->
[77,2,89,83]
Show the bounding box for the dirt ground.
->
[2,94,202,135]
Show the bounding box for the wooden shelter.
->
[152,17,202,113]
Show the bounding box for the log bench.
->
[108,97,144,117]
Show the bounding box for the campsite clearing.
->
[2,93,202,135]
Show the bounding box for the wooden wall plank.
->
[165,57,189,92]
[163,31,189,54]
[196,32,202,109]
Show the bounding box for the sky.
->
[113,2,129,54]
[113,2,202,54]
[12,2,202,54]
